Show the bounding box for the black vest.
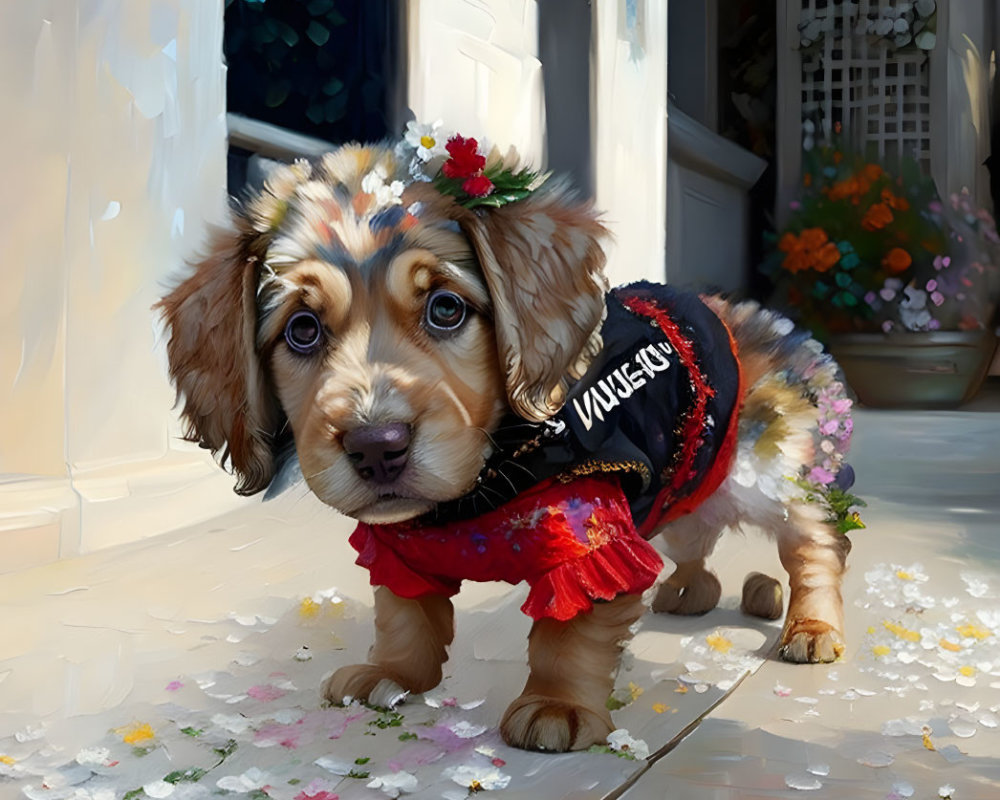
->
[425,282,741,532]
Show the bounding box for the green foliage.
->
[433,166,543,211]
[163,767,208,784]
[791,477,867,535]
[366,708,404,730]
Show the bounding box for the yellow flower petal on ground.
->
[959,665,976,677]
[674,684,688,694]
[114,722,155,745]
[883,621,920,642]
[628,682,644,700]
[0,755,15,765]
[866,626,876,635]
[896,570,914,581]
[872,645,892,657]
[706,633,733,653]
[652,703,669,714]
[956,623,991,640]
[299,598,321,619]
[922,733,935,751]
[939,638,962,652]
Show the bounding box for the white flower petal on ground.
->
[367,770,419,797]
[209,713,252,734]
[74,747,111,766]
[314,756,353,775]
[443,764,512,792]
[216,767,271,793]
[143,780,176,798]
[447,720,489,739]
[785,772,822,790]
[606,729,650,760]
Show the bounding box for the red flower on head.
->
[462,174,494,198]
[442,135,486,179]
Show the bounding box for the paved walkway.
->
[1,382,998,799]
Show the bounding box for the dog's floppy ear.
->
[454,186,609,422]
[157,213,281,495]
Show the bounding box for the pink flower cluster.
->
[807,383,853,486]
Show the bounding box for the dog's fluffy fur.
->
[160,144,852,752]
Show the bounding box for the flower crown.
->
[394,119,546,209]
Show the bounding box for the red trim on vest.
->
[622,297,744,538]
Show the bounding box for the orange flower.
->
[778,232,799,253]
[782,248,810,273]
[863,164,883,182]
[880,187,909,211]
[814,242,841,272]
[862,202,894,231]
[779,228,840,274]
[800,227,829,250]
[882,247,912,274]
[828,177,859,201]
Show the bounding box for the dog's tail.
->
[702,296,856,506]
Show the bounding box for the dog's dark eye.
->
[284,310,323,355]
[425,290,468,334]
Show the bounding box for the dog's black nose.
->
[342,423,412,484]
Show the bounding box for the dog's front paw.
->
[322,664,409,708]
[779,618,844,663]
[500,694,613,752]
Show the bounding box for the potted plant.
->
[760,146,1000,407]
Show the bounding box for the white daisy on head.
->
[403,119,448,162]
[360,163,405,207]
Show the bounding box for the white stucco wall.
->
[0,0,244,566]
[406,0,545,166]
[591,0,669,287]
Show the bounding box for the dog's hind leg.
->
[322,586,453,707]
[650,512,724,616]
[500,592,644,752]
[776,502,850,663]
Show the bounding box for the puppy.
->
[159,139,857,753]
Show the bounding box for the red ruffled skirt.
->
[350,475,664,621]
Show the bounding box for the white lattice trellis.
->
[797,0,933,166]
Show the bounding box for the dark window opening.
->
[223,0,401,191]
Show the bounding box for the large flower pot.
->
[828,330,998,408]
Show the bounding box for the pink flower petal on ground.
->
[248,684,288,702]
[165,681,183,692]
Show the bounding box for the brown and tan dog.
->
[159,142,855,753]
